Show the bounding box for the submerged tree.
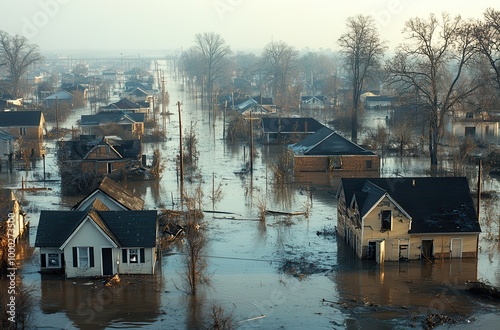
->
[386,13,482,171]
[262,40,299,110]
[338,15,386,143]
[182,187,209,296]
[474,8,500,98]
[194,32,231,100]
[0,31,43,97]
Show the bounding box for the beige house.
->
[0,110,45,157]
[1,189,27,243]
[336,177,481,263]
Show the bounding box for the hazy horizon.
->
[1,0,498,56]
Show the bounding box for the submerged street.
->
[1,60,500,329]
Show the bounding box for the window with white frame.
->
[129,248,139,263]
[48,253,60,267]
[122,248,145,264]
[78,247,89,267]
[72,247,94,268]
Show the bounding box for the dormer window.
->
[381,210,392,231]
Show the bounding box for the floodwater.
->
[2,60,500,329]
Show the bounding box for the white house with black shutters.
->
[35,210,158,278]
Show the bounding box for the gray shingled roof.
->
[261,117,325,134]
[290,127,375,156]
[0,111,43,127]
[35,210,157,248]
[339,177,481,234]
[71,177,144,211]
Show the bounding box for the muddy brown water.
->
[2,61,500,329]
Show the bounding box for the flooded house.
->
[71,176,144,211]
[261,116,325,144]
[57,135,142,180]
[289,127,380,185]
[0,110,46,158]
[80,110,145,138]
[300,95,328,110]
[35,209,158,277]
[449,110,500,141]
[0,189,27,243]
[336,177,481,262]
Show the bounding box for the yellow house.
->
[336,177,481,262]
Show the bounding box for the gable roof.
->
[45,90,73,100]
[301,95,327,103]
[80,111,145,126]
[101,98,143,111]
[339,177,481,234]
[261,117,325,134]
[35,210,157,248]
[0,111,44,127]
[58,137,141,161]
[72,177,144,211]
[290,127,375,156]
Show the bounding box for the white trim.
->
[60,216,118,249]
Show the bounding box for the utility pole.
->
[55,96,59,132]
[178,101,184,200]
[477,159,482,220]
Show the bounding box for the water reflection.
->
[40,274,161,330]
[333,240,480,319]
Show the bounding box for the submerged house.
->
[336,177,481,262]
[58,135,142,178]
[0,110,46,158]
[0,189,27,243]
[261,117,325,144]
[290,127,380,175]
[80,111,145,138]
[35,210,158,277]
[71,177,144,211]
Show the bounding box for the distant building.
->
[261,117,325,144]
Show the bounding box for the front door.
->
[450,238,462,258]
[421,240,433,260]
[102,248,113,276]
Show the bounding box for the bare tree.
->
[474,8,500,97]
[182,186,209,296]
[338,15,387,143]
[0,31,43,97]
[194,32,231,100]
[204,303,236,330]
[262,40,299,110]
[386,13,482,171]
[390,113,416,156]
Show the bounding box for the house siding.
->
[294,155,380,173]
[337,188,479,261]
[63,221,112,278]
[118,247,156,275]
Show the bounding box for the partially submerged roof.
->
[80,111,145,126]
[101,98,144,111]
[261,117,325,134]
[58,137,141,160]
[290,127,375,156]
[35,210,157,248]
[72,177,144,211]
[339,177,481,234]
[45,90,73,100]
[0,110,44,127]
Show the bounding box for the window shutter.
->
[122,249,127,263]
[61,253,65,267]
[89,247,94,267]
[41,254,46,268]
[140,248,145,263]
[72,247,78,267]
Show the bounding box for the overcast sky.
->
[0,0,498,55]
